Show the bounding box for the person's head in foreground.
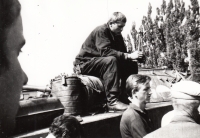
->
[144,81,200,138]
[47,115,84,138]
[0,0,28,136]
[171,81,200,121]
[126,74,151,110]
[107,12,126,35]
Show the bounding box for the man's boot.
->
[107,91,128,112]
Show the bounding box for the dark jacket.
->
[74,24,128,65]
[144,115,200,138]
[120,103,152,138]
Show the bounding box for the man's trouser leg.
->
[118,60,138,104]
[78,56,128,111]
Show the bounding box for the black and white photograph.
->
[1,0,200,137]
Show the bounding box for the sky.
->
[18,0,192,86]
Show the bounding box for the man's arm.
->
[95,29,143,61]
[95,29,127,60]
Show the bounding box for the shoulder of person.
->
[161,110,174,127]
[122,107,137,120]
[94,24,109,33]
[143,128,162,138]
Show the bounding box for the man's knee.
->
[104,56,118,65]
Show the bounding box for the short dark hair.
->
[49,115,84,138]
[126,74,151,98]
[107,12,126,24]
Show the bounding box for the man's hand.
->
[127,51,144,61]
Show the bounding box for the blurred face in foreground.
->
[0,0,28,136]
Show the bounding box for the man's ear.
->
[132,89,138,98]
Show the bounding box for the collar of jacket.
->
[129,103,147,114]
[106,23,115,41]
[171,115,196,124]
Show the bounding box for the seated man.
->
[161,52,200,128]
[74,12,144,112]
[144,81,200,138]
[120,75,152,138]
[46,115,84,138]
[0,0,28,137]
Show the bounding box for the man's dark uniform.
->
[120,103,152,138]
[74,24,138,105]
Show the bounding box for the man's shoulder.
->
[121,107,137,121]
[144,122,200,138]
[161,110,174,127]
[143,127,167,138]
[94,23,109,33]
